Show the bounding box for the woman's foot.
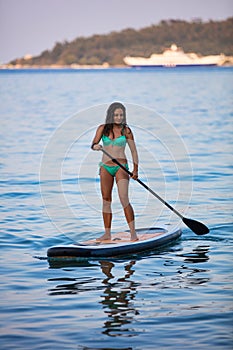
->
[96,233,111,241]
[130,232,139,241]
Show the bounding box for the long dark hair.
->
[103,102,127,137]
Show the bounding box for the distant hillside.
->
[11,18,233,66]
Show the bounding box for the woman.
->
[91,102,139,241]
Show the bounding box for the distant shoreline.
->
[1,61,233,70]
[0,63,123,70]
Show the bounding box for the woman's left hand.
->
[131,171,138,180]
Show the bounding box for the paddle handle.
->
[101,148,183,219]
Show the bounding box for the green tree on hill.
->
[10,18,233,66]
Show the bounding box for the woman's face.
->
[113,108,124,124]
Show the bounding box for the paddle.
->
[101,148,209,235]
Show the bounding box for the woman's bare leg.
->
[116,169,138,241]
[97,166,114,241]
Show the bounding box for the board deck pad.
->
[82,231,165,245]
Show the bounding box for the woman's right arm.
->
[91,124,104,151]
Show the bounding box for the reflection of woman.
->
[99,260,138,337]
[91,102,139,242]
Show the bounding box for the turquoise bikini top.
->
[102,134,127,147]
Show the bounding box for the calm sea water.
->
[0,67,232,350]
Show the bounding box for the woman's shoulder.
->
[94,124,105,140]
[124,125,133,137]
[96,124,105,133]
[97,124,105,130]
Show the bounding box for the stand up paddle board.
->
[47,226,182,260]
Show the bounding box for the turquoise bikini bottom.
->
[99,162,129,177]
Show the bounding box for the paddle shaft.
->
[101,148,183,219]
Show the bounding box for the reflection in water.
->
[179,245,210,263]
[48,259,139,338]
[99,260,139,337]
[47,244,211,339]
[177,245,211,287]
[48,260,102,295]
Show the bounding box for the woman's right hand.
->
[92,143,102,151]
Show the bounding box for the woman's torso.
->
[101,129,127,165]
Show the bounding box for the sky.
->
[0,0,232,63]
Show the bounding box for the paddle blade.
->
[182,217,209,235]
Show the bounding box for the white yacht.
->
[124,44,225,67]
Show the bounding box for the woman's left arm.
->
[126,128,138,180]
